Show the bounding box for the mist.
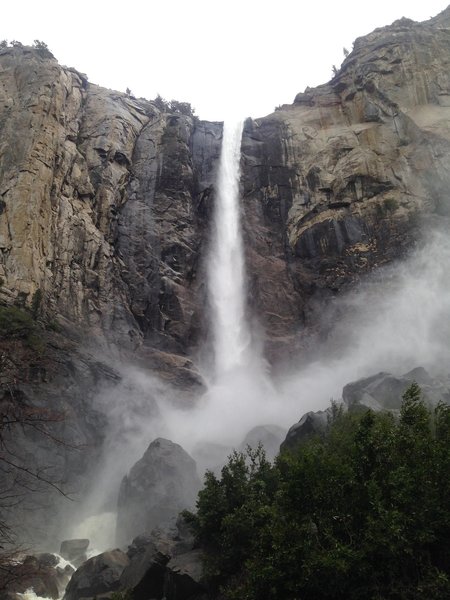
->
[60,219,450,553]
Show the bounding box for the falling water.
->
[208,120,250,376]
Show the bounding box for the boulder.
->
[343,367,450,411]
[63,549,129,600]
[120,542,169,600]
[120,517,203,600]
[2,553,68,600]
[240,424,286,460]
[165,549,205,600]
[116,438,201,546]
[60,538,90,568]
[280,410,329,452]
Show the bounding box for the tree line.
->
[185,383,450,599]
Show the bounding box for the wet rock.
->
[63,549,129,600]
[165,549,205,600]
[3,554,63,599]
[60,539,89,568]
[116,438,201,546]
[120,542,169,600]
[120,516,202,600]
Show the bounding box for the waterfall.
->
[208,120,250,376]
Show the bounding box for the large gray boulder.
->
[116,438,201,546]
[343,367,450,411]
[120,539,169,600]
[63,549,129,600]
[119,516,203,600]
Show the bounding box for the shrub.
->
[189,385,450,599]
[0,305,44,351]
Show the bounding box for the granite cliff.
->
[2,6,450,550]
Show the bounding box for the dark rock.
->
[120,516,200,600]
[281,410,329,452]
[3,554,65,599]
[120,543,169,600]
[63,549,129,600]
[60,538,90,567]
[116,438,201,546]
[165,549,205,600]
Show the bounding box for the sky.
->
[2,0,449,121]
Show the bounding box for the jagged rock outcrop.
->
[116,438,201,547]
[240,9,450,361]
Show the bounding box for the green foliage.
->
[31,288,43,319]
[0,305,44,351]
[190,385,450,599]
[384,197,399,212]
[110,591,133,600]
[33,39,48,50]
[0,40,7,50]
[153,94,195,116]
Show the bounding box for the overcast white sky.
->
[2,1,449,121]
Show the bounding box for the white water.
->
[208,120,251,376]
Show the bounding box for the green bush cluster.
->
[186,384,450,599]
[0,305,44,351]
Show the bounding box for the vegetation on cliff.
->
[186,384,450,599]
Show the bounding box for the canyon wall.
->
[2,7,450,547]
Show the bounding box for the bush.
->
[189,385,450,599]
[0,305,44,351]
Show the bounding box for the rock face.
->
[3,13,450,366]
[240,10,450,361]
[116,438,201,546]
[3,7,450,559]
[0,45,222,360]
[240,424,287,460]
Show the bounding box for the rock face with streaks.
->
[3,7,450,553]
[0,45,222,362]
[240,9,450,360]
[3,13,450,363]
